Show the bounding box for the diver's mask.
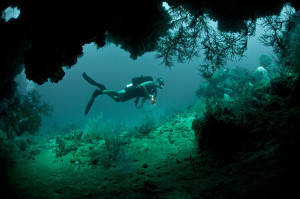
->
[157,78,164,89]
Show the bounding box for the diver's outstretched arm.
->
[82,72,106,90]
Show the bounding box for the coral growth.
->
[54,130,83,157]
[190,67,300,197]
[196,67,252,99]
[259,54,272,69]
[193,71,300,159]
[51,120,131,171]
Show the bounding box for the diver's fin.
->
[82,72,107,90]
[84,89,103,115]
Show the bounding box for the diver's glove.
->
[151,95,155,104]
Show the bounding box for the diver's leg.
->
[82,72,107,90]
[102,90,125,102]
[84,89,102,115]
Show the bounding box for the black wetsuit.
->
[123,84,156,101]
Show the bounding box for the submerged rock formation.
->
[0,0,299,100]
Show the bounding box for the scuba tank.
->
[132,75,153,86]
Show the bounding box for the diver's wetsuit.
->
[123,84,156,101]
[123,86,145,101]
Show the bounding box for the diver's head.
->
[156,78,164,89]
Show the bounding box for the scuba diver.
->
[82,72,164,115]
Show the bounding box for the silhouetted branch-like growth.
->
[156,6,255,79]
[0,90,53,136]
[259,5,300,72]
[259,7,296,55]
